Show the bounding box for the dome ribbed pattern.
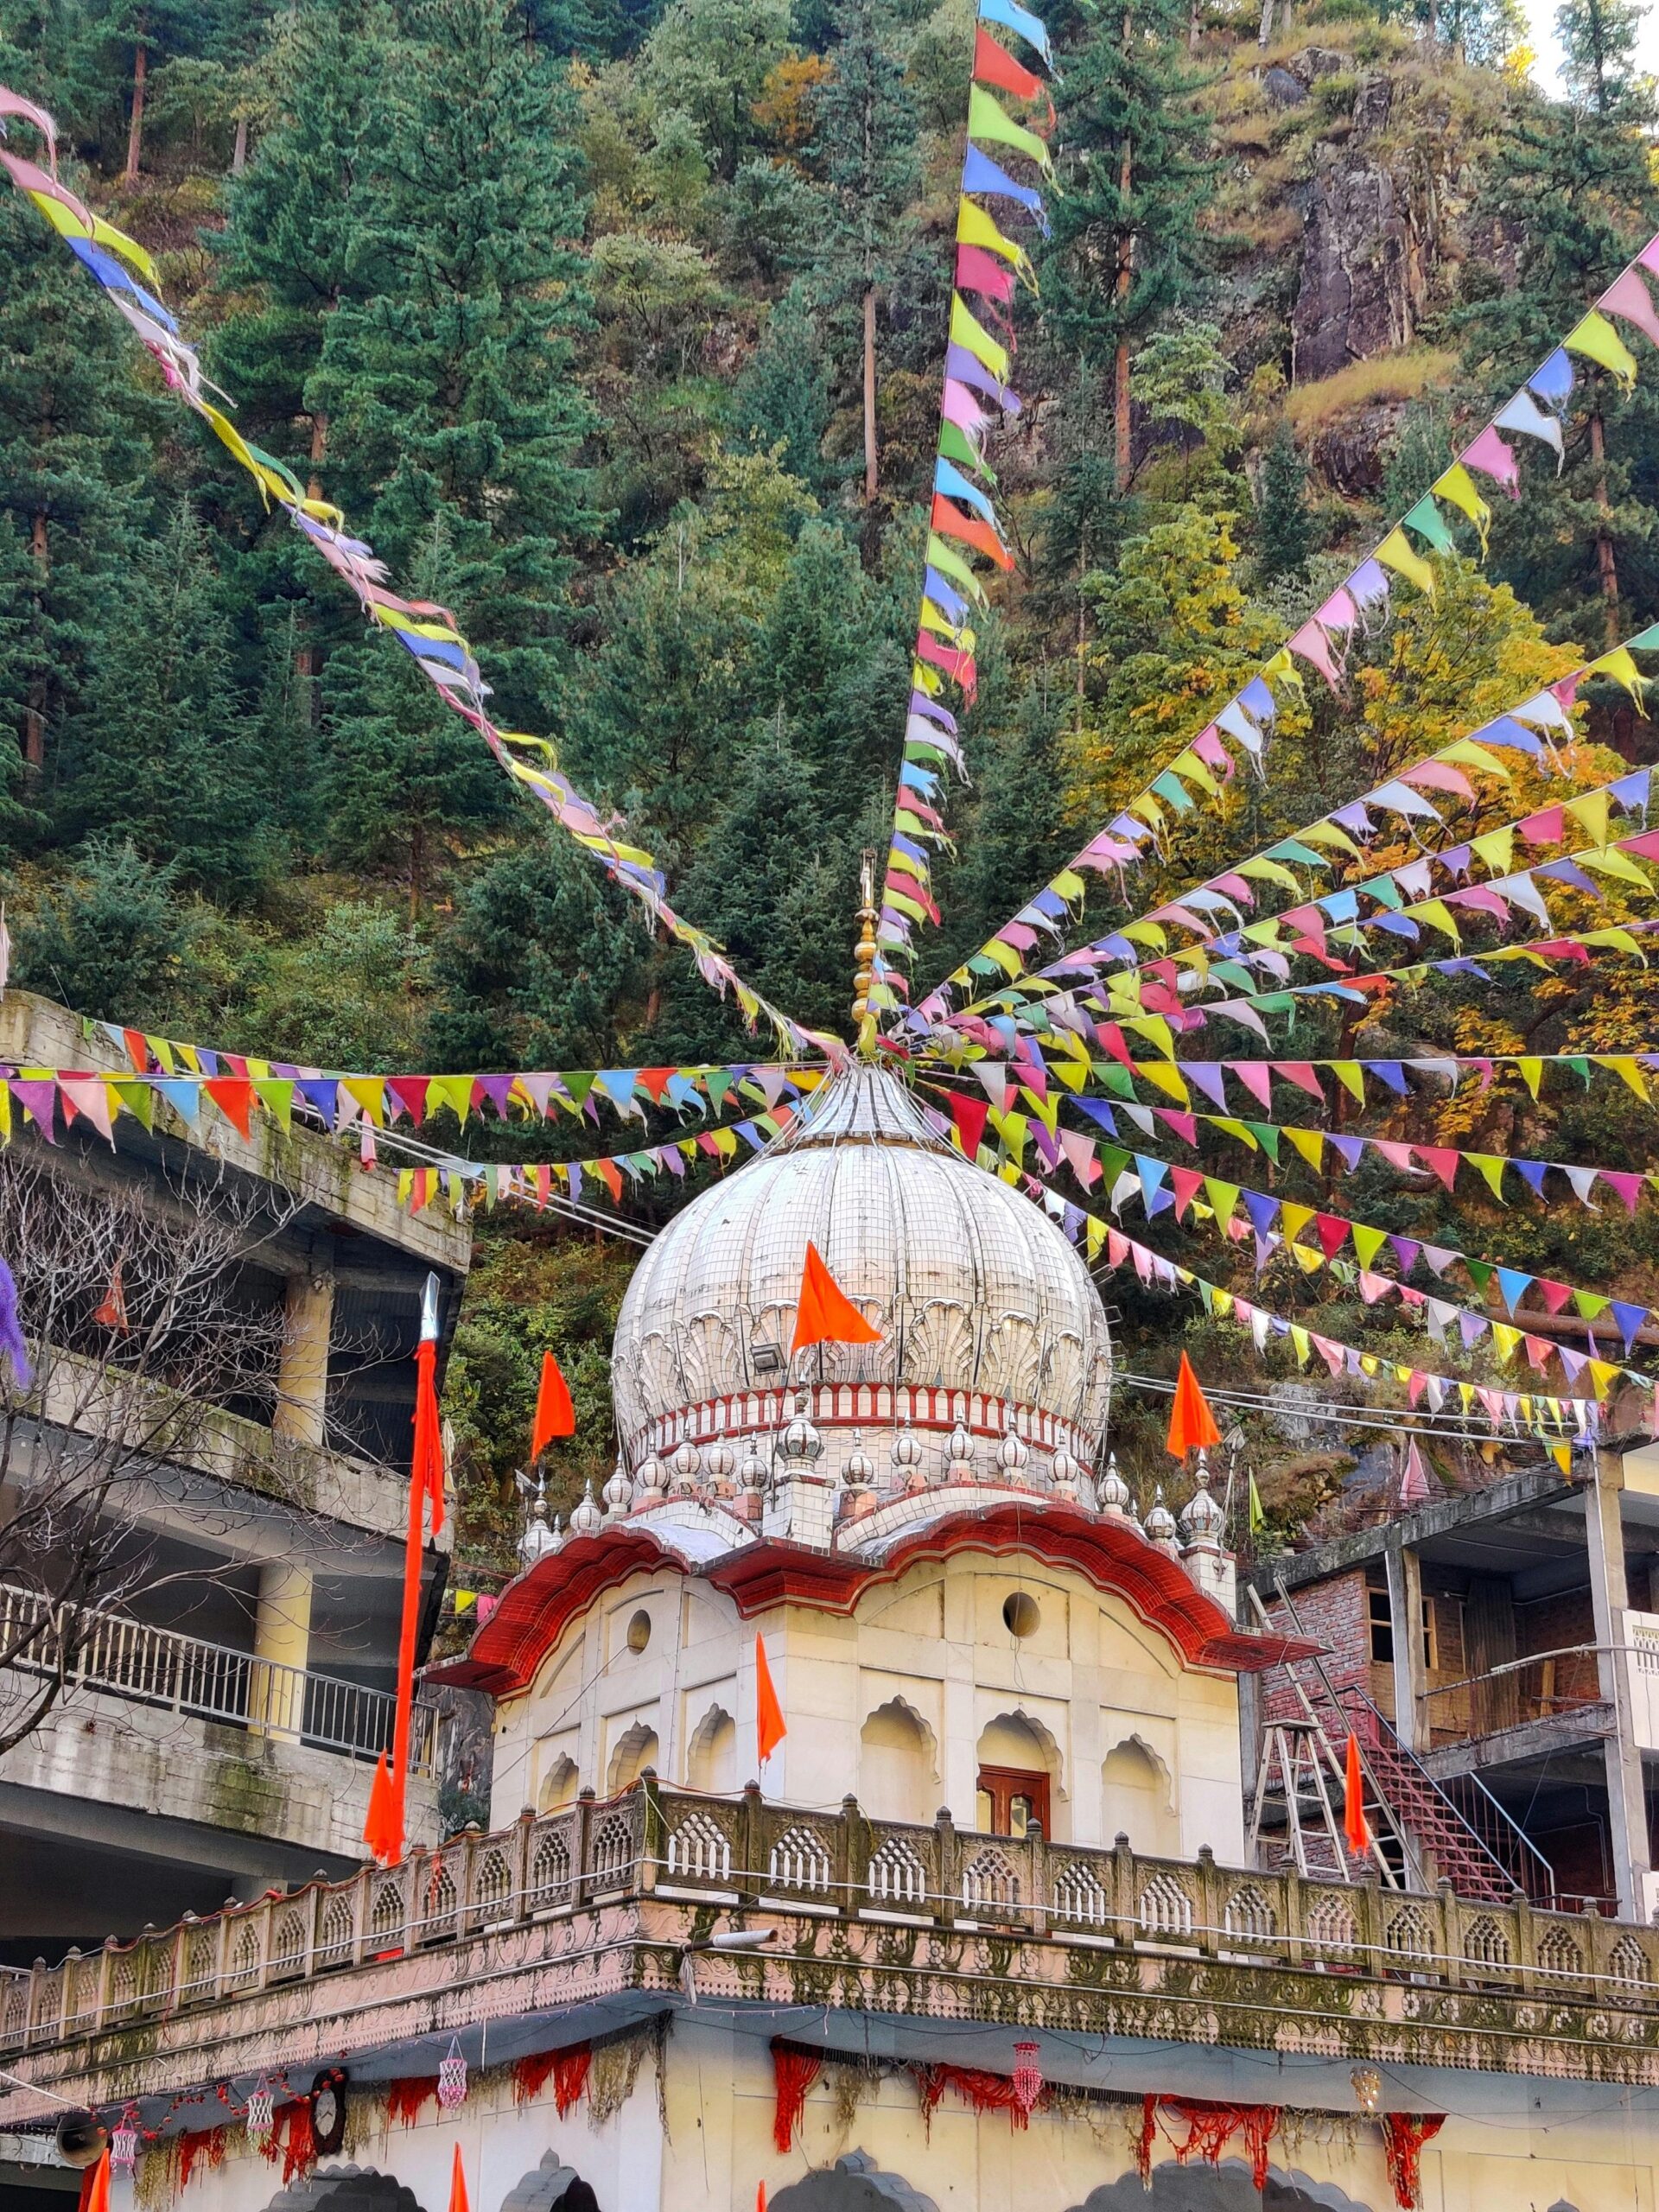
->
[610,1065,1112,1459]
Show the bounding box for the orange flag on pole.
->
[531,1348,575,1456]
[790,1241,880,1356]
[1344,1732,1370,1855]
[755,1635,786,1766]
[79,2152,111,2212]
[448,2146,469,2212]
[362,1751,399,1865]
[1166,1350,1222,1458]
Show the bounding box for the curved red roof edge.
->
[429,1506,1319,1698]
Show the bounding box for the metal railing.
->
[8,1780,1659,2057]
[0,1583,438,1769]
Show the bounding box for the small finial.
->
[851,847,880,1051]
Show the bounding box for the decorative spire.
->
[851,848,880,1056]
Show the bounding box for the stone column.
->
[1586,1452,1653,1921]
[1384,1537,1427,1752]
[273,1271,334,1448]
[249,1559,313,1742]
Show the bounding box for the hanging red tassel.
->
[94,1264,129,1332]
[771,2044,823,2152]
[1381,2114,1446,2209]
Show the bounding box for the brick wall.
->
[1260,1568,1371,1724]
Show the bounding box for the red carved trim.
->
[432,1506,1316,1698]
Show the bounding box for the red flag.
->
[1344,1732,1370,1856]
[412,1338,445,1533]
[973,25,1052,116]
[757,2190,767,2212]
[362,1751,399,1866]
[448,2146,469,2212]
[531,1349,575,1456]
[755,1635,786,1766]
[78,2152,111,2212]
[1166,1351,1222,1458]
[790,1242,880,1356]
[948,1091,990,1160]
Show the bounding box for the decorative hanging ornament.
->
[111,2107,140,2173]
[245,2078,275,2149]
[1011,2043,1043,2119]
[437,2037,468,2110]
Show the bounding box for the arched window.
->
[1102,1737,1177,1855]
[859,1699,937,1824]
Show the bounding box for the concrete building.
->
[1249,1442,1659,1925]
[0,992,471,1956]
[8,1062,1659,2209]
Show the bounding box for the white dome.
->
[611,1065,1112,1477]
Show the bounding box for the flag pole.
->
[372,1269,442,1866]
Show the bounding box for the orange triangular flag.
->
[755,1634,786,1766]
[448,2146,469,2212]
[1343,1732,1370,1855]
[79,2152,111,2212]
[1166,1350,1222,1458]
[531,1348,575,1455]
[94,1263,129,1332]
[790,1241,880,1356]
[362,1750,400,1864]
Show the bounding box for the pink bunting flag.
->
[1287,620,1342,689]
[1462,423,1521,494]
[1601,266,1659,350]
[1400,1440,1432,1504]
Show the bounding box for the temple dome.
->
[610,1063,1112,1488]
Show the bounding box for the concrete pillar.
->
[1384,1538,1427,1752]
[273,1271,334,1448]
[249,1559,313,1742]
[1586,1452,1654,1921]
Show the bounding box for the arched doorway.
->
[976,1710,1061,1838]
[500,2147,601,2212]
[1071,2161,1380,2208]
[771,2151,938,2211]
[264,2169,426,2212]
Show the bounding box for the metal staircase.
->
[1249,1581,1556,1905]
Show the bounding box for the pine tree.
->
[1559,0,1655,120]
[1041,0,1213,491]
[0,184,155,796]
[58,501,270,898]
[1255,419,1313,582]
[732,282,834,489]
[309,0,598,734]
[808,0,920,545]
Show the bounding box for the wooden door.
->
[976,1765,1050,1836]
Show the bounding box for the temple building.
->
[3,1061,1659,2212]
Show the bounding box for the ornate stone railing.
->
[7,1779,1659,2056]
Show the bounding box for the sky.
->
[1522,0,1659,88]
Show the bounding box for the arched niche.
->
[1102,1734,1177,1855]
[1070,2161,1380,2209]
[538,1755,580,1813]
[685,1704,737,1793]
[607,1721,659,1794]
[771,2151,938,2211]
[859,1697,938,1824]
[500,2149,601,2212]
[264,2167,425,2212]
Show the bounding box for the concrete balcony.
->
[0,1586,442,1902]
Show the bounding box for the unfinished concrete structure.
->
[0,993,470,1956]
[1250,1443,1659,1924]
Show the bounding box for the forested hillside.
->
[5,0,1659,1567]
